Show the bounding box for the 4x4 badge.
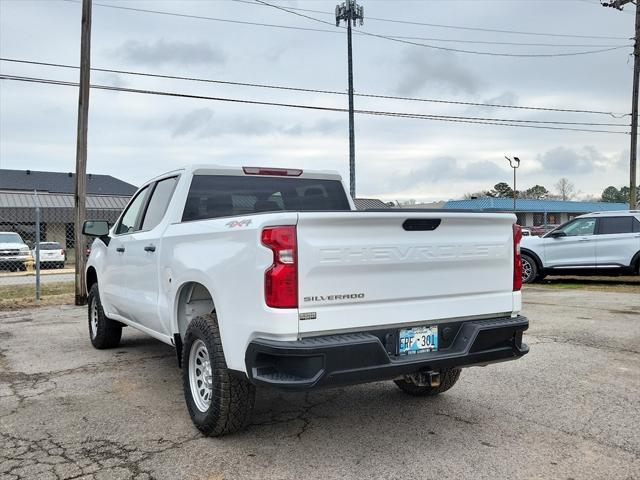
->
[226,219,252,228]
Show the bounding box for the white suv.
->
[520,211,640,283]
[0,232,32,271]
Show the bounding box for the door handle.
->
[578,238,590,242]
[116,247,125,253]
[144,244,156,252]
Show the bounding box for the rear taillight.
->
[513,224,523,291]
[61,249,65,256]
[261,226,298,308]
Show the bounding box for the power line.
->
[232,0,631,40]
[251,0,633,57]
[63,0,634,57]
[0,57,630,118]
[0,73,629,135]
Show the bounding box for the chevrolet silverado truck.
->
[83,165,529,436]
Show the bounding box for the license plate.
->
[399,326,438,355]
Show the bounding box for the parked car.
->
[83,165,529,436]
[0,231,32,271]
[520,210,640,283]
[31,242,66,269]
[521,228,532,237]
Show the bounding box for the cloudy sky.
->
[0,0,636,201]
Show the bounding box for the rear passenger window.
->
[634,217,640,232]
[141,177,179,231]
[598,217,634,235]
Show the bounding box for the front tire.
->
[394,368,461,396]
[87,284,122,349]
[521,254,538,284]
[182,313,255,436]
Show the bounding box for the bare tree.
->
[555,178,575,201]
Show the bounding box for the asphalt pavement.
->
[0,287,638,479]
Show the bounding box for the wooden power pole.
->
[632,4,639,209]
[603,0,639,208]
[74,0,92,305]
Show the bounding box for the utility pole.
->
[505,156,521,213]
[336,0,364,199]
[74,0,92,306]
[603,0,639,209]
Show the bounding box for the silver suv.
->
[520,211,640,283]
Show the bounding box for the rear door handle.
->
[116,247,125,253]
[578,238,590,242]
[144,244,156,252]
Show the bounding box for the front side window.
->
[556,218,596,237]
[116,186,150,235]
[597,216,634,235]
[141,177,179,231]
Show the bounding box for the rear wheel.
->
[87,284,122,349]
[182,313,255,436]
[394,368,461,396]
[521,254,538,284]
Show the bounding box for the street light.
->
[505,156,521,213]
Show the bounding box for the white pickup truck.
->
[83,165,529,436]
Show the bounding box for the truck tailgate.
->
[296,211,517,336]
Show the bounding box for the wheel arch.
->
[173,281,217,368]
[86,266,98,292]
[521,248,543,271]
[631,250,640,274]
[174,281,216,341]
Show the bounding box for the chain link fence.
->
[0,190,126,308]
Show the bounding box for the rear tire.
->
[182,313,255,436]
[521,254,538,284]
[394,368,461,396]
[87,284,122,349]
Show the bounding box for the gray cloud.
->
[536,146,609,174]
[617,150,629,170]
[395,49,483,96]
[281,119,342,136]
[113,39,226,67]
[167,109,341,138]
[392,157,505,190]
[482,92,518,106]
[171,109,214,137]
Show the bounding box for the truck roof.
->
[146,165,343,185]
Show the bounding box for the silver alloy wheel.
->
[189,339,213,412]
[90,296,99,339]
[522,258,533,283]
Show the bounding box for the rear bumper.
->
[245,315,529,390]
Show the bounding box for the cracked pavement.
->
[1,289,639,479]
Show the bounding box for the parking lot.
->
[0,286,638,480]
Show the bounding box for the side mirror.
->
[549,231,566,238]
[83,220,109,237]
